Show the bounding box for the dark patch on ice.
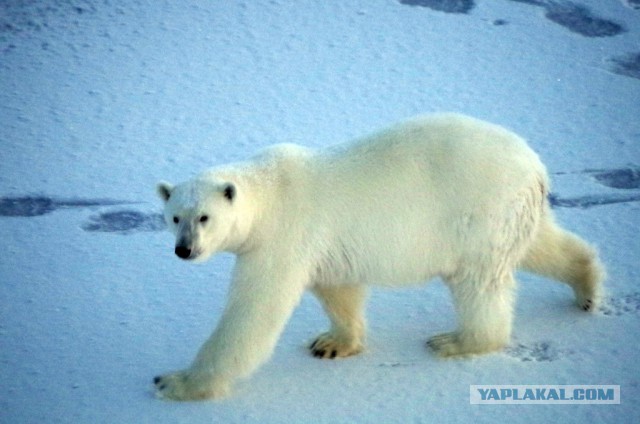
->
[0,1,96,35]
[549,193,640,208]
[592,168,640,189]
[505,341,562,362]
[0,196,56,217]
[493,19,509,26]
[610,53,640,80]
[82,210,165,234]
[0,196,132,217]
[398,0,475,14]
[599,293,640,316]
[402,0,626,38]
[506,0,545,5]
[0,1,98,53]
[505,0,625,38]
[548,167,640,208]
[621,0,640,11]
[544,2,625,38]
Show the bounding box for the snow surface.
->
[1,0,639,423]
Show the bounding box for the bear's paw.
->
[309,332,363,359]
[427,332,506,358]
[153,369,229,401]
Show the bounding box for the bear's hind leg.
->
[310,285,367,359]
[428,273,515,358]
[520,215,605,311]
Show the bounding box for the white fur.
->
[154,113,604,400]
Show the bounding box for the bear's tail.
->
[519,211,605,311]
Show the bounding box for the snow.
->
[1,0,639,422]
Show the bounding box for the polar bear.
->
[153,113,604,401]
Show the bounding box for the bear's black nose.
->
[175,246,192,259]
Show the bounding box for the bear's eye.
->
[173,216,180,224]
[199,215,209,223]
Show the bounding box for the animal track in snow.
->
[505,341,564,362]
[598,293,640,316]
[378,361,417,368]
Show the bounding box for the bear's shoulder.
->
[258,143,313,161]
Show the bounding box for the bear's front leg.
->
[153,255,308,401]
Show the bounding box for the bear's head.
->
[157,178,249,261]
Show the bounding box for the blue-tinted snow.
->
[1,0,639,423]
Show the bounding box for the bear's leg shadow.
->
[428,272,515,358]
[310,284,367,359]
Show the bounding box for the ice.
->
[1,0,639,422]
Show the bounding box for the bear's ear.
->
[157,182,173,202]
[222,183,236,202]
